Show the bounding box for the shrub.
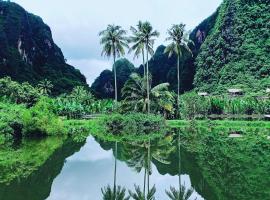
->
[22,97,66,136]
[0,77,40,107]
[180,92,209,119]
[0,102,24,140]
[102,113,166,136]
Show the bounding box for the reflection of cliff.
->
[0,139,84,200]
[153,148,217,200]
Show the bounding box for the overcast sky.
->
[13,0,222,85]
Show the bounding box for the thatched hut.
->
[198,92,209,97]
[228,89,243,96]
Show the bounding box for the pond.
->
[0,128,270,200]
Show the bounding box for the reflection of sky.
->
[47,136,204,200]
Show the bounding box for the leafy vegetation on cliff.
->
[0,1,87,94]
[194,0,270,93]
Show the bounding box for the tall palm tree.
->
[121,73,174,116]
[164,24,193,116]
[128,21,150,78]
[37,79,53,96]
[99,25,129,103]
[139,22,159,114]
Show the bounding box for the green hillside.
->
[194,0,270,93]
[0,1,87,94]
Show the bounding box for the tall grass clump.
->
[180,92,270,119]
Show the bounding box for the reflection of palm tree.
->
[129,185,156,200]
[102,142,130,200]
[166,185,196,200]
[101,185,129,200]
[123,136,175,196]
[166,131,196,200]
[114,142,118,195]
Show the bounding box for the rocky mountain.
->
[0,1,87,94]
[91,58,136,99]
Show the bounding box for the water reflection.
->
[3,127,268,200]
[165,130,196,200]
[0,139,83,200]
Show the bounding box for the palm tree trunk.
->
[177,55,180,118]
[142,48,146,78]
[146,43,150,114]
[113,141,118,196]
[113,55,118,103]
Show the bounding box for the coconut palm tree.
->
[37,79,53,96]
[129,185,156,200]
[164,24,193,116]
[128,21,153,78]
[138,22,159,114]
[101,185,129,200]
[121,73,174,117]
[99,25,129,103]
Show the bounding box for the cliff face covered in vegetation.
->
[194,0,270,93]
[0,1,87,94]
[91,58,136,99]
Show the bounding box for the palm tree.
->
[101,185,129,200]
[128,21,147,78]
[139,22,159,114]
[99,25,129,103]
[37,79,53,96]
[129,185,156,200]
[121,73,174,117]
[164,24,193,116]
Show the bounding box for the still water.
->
[47,136,203,200]
[1,131,270,200]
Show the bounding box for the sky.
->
[13,0,222,85]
